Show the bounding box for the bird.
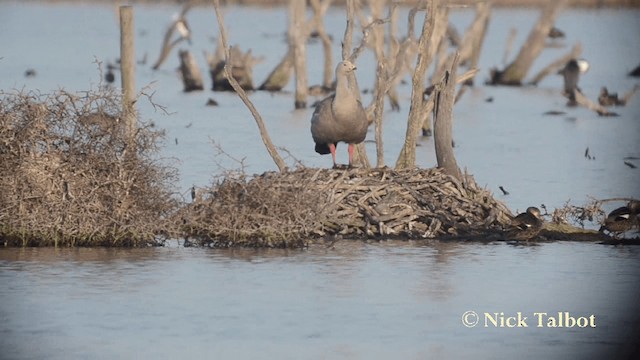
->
[175,17,192,45]
[599,201,640,238]
[105,63,115,84]
[310,60,368,168]
[507,207,544,240]
[512,207,544,230]
[548,26,565,39]
[598,87,625,106]
[558,59,590,106]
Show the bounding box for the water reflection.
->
[2,241,640,359]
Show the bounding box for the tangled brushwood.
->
[178,167,516,248]
[0,89,178,246]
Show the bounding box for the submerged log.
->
[179,50,204,92]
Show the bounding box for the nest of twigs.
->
[0,89,178,246]
[178,167,515,248]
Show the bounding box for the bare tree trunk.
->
[458,1,491,85]
[290,0,308,109]
[491,0,567,85]
[309,0,334,89]
[395,0,437,170]
[434,53,462,181]
[419,7,448,138]
[151,3,193,70]
[119,6,136,148]
[213,0,287,172]
[179,50,204,92]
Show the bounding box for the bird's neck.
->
[333,73,357,117]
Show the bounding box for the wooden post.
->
[120,6,136,147]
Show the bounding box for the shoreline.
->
[16,0,640,8]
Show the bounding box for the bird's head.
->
[337,60,357,74]
[526,206,542,219]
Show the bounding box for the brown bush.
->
[0,88,179,246]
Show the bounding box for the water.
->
[1,243,640,359]
[1,3,640,359]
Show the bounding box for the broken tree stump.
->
[208,45,257,92]
[179,50,204,92]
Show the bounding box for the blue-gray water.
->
[1,243,640,359]
[1,2,640,359]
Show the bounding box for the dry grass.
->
[0,88,179,247]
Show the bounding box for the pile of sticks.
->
[180,167,514,248]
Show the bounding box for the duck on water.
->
[310,60,368,168]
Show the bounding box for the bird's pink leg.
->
[329,143,338,167]
[348,143,355,167]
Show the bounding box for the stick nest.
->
[179,167,515,248]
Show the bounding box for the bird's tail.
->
[315,143,331,155]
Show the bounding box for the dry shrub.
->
[179,167,514,248]
[0,88,178,246]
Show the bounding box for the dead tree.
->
[419,6,448,138]
[457,1,491,85]
[527,42,582,86]
[207,44,258,92]
[258,48,294,91]
[290,0,308,109]
[433,53,462,181]
[178,50,204,92]
[212,0,287,172]
[395,0,438,170]
[151,3,193,70]
[258,0,332,94]
[309,0,334,90]
[489,0,567,85]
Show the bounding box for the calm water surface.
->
[1,242,640,359]
[1,3,640,359]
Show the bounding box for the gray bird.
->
[310,60,368,168]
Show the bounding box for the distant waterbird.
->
[310,60,368,168]
[599,201,640,238]
[512,207,544,231]
[175,17,192,45]
[559,58,589,106]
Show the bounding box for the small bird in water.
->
[598,87,625,107]
[311,60,368,168]
[548,26,565,39]
[599,201,640,239]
